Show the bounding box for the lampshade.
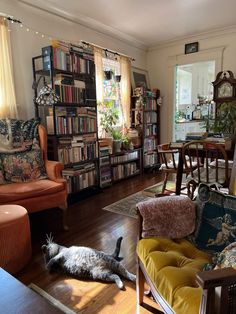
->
[36,85,60,106]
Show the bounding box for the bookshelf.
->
[131,87,160,170]
[110,148,142,182]
[32,42,99,194]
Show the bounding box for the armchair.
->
[136,185,236,314]
[0,124,68,230]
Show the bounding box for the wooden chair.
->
[182,140,230,199]
[157,143,196,195]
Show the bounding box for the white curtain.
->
[120,55,131,128]
[0,17,18,118]
[94,46,104,104]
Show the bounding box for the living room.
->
[1,1,236,313]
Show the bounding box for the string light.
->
[1,12,94,48]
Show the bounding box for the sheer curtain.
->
[0,17,18,118]
[120,56,131,128]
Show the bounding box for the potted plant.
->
[206,102,236,140]
[99,101,122,153]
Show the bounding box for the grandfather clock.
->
[212,70,236,104]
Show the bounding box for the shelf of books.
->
[32,41,99,194]
[131,87,160,170]
[110,149,142,182]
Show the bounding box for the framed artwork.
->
[131,67,150,89]
[185,42,199,54]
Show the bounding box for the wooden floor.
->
[16,172,163,314]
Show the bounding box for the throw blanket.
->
[137,195,196,239]
[0,118,40,153]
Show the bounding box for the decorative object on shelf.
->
[131,67,150,89]
[32,75,59,106]
[185,42,199,54]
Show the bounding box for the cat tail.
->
[112,237,123,261]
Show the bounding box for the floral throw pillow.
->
[1,149,47,183]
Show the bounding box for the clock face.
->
[218,82,233,98]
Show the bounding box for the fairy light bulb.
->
[26,28,29,32]
[20,24,23,28]
[35,31,38,34]
[41,34,44,38]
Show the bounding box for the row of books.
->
[42,45,95,75]
[55,84,85,104]
[144,152,158,167]
[47,115,97,135]
[144,138,157,152]
[63,168,97,193]
[100,165,112,187]
[58,142,98,164]
[110,151,139,165]
[145,98,157,110]
[144,112,157,124]
[99,156,110,166]
[112,162,140,181]
[144,124,157,137]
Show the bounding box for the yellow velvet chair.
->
[0,125,68,230]
[136,186,236,314]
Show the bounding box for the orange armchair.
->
[0,125,68,230]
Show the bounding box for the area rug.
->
[102,191,153,218]
[143,181,176,196]
[29,283,76,314]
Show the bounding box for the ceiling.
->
[20,0,236,49]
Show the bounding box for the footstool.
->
[0,205,32,274]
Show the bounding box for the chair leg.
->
[162,173,168,194]
[137,262,145,306]
[59,201,69,231]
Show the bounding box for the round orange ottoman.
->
[0,205,32,274]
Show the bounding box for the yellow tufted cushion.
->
[137,237,212,314]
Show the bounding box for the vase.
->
[113,140,122,153]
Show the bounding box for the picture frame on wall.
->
[185,42,199,54]
[131,67,150,89]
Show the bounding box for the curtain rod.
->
[81,40,135,61]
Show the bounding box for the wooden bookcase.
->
[131,87,160,170]
[32,43,99,194]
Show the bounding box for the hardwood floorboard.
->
[16,172,164,313]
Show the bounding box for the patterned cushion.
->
[0,118,40,153]
[1,149,47,183]
[189,183,236,254]
[214,242,236,269]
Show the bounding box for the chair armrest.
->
[45,160,65,183]
[137,195,195,239]
[158,148,179,154]
[196,267,236,289]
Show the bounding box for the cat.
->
[41,235,136,289]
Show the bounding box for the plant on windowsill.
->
[99,101,122,153]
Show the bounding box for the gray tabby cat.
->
[42,235,136,289]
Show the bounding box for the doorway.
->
[174,60,215,141]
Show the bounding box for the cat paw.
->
[130,274,136,282]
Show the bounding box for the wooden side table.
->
[0,268,63,313]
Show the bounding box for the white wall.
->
[0,0,147,119]
[147,30,236,143]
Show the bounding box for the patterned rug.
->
[29,283,75,314]
[143,181,176,196]
[102,191,153,218]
